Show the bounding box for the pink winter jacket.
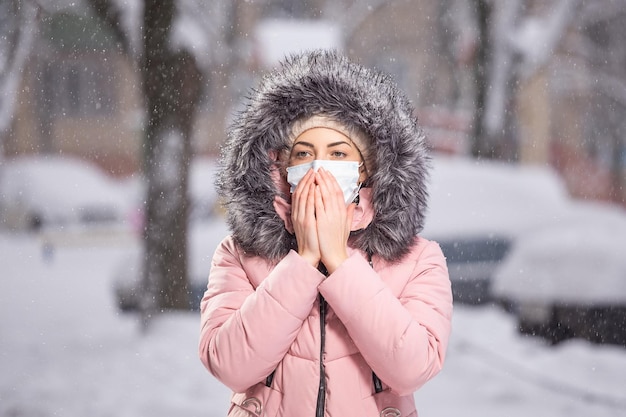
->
[199,235,452,417]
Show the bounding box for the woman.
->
[199,49,452,417]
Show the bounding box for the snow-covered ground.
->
[1,230,626,417]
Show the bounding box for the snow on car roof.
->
[491,201,626,304]
[422,155,570,239]
[0,155,131,229]
[1,155,126,209]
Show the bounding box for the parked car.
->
[491,201,626,346]
[422,155,569,304]
[0,155,130,232]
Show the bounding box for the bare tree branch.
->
[0,0,40,136]
[86,0,131,55]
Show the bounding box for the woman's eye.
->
[291,150,312,160]
[331,151,347,158]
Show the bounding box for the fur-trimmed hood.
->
[216,49,430,263]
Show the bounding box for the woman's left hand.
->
[314,167,355,274]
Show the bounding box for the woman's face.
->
[288,127,367,183]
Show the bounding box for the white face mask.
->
[286,160,362,204]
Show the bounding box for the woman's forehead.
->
[292,127,355,146]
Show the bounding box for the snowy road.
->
[1,232,626,416]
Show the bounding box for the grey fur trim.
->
[216,49,430,262]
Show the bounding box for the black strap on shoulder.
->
[373,372,383,393]
[367,250,384,393]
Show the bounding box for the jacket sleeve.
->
[318,238,453,396]
[199,236,325,393]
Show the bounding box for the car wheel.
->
[518,316,549,338]
[517,305,572,345]
[543,319,573,345]
[558,306,626,347]
[516,302,551,337]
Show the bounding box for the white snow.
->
[2,154,626,416]
[2,226,626,416]
[253,19,342,69]
[492,201,626,304]
[0,156,132,230]
[423,155,569,239]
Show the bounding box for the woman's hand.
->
[291,168,321,267]
[314,168,355,274]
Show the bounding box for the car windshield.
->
[439,237,511,263]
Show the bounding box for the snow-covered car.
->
[491,201,626,346]
[422,155,569,304]
[0,155,130,232]
[113,216,230,311]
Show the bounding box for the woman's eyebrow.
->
[292,140,353,149]
[328,141,353,148]
[292,141,315,148]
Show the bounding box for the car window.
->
[439,238,511,263]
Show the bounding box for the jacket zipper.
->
[315,293,327,417]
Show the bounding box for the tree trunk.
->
[516,67,551,164]
[140,0,202,321]
[471,0,493,159]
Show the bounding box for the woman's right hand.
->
[291,168,321,267]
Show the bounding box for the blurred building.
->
[5,0,626,205]
[514,0,626,204]
[7,12,142,176]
